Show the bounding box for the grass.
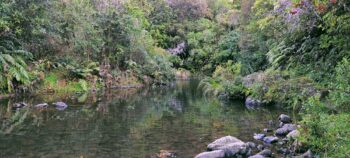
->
[39,70,91,93]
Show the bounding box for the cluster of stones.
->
[12,102,69,111]
[195,136,267,158]
[195,114,314,158]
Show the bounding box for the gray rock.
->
[246,142,256,149]
[217,142,246,157]
[248,154,266,158]
[195,150,225,158]
[278,148,290,155]
[254,133,266,141]
[275,127,289,136]
[279,114,292,123]
[245,97,263,108]
[34,103,48,108]
[242,72,267,88]
[276,124,297,136]
[263,136,278,144]
[287,130,300,139]
[12,102,28,110]
[279,122,284,128]
[263,128,272,133]
[278,141,285,145]
[53,102,68,110]
[268,120,274,126]
[257,145,265,151]
[246,148,253,156]
[258,149,272,157]
[207,136,244,151]
[293,150,313,158]
[283,124,297,131]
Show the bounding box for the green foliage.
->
[300,97,350,158]
[0,33,32,93]
[245,70,320,109]
[65,61,100,79]
[199,61,242,97]
[328,58,350,111]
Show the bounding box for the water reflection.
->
[0,80,286,158]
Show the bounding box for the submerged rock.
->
[34,103,49,109]
[12,102,28,110]
[245,96,263,108]
[53,102,68,110]
[195,150,225,158]
[207,136,244,151]
[263,136,278,144]
[157,150,176,158]
[254,133,266,141]
[279,114,292,123]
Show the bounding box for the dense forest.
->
[1,0,349,157]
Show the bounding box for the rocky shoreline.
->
[195,114,315,158]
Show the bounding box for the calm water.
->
[0,80,287,158]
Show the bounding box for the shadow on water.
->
[0,80,287,158]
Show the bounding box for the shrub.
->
[300,97,350,158]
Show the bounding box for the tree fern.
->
[0,33,32,93]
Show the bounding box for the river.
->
[0,80,287,158]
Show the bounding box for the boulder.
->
[207,136,244,151]
[195,150,225,158]
[263,136,278,144]
[34,103,49,109]
[245,96,263,108]
[242,72,267,88]
[279,114,292,123]
[53,102,68,110]
[287,130,300,139]
[253,133,266,141]
[217,142,246,157]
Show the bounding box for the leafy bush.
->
[328,58,350,111]
[300,97,350,158]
